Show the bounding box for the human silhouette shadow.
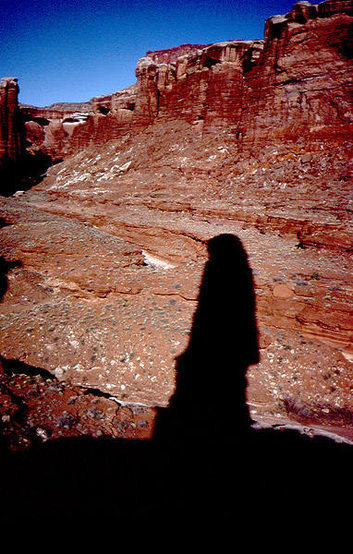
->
[0,234,260,525]
[154,234,258,445]
[1,233,353,528]
[152,233,353,522]
[152,234,260,516]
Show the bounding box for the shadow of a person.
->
[0,234,259,526]
[2,232,353,529]
[153,234,259,517]
[152,234,353,527]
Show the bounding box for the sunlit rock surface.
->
[0,0,353,449]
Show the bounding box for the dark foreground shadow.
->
[0,108,55,197]
[0,152,54,197]
[0,252,22,302]
[0,219,22,301]
[1,234,353,529]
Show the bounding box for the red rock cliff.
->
[0,0,353,451]
[0,77,21,164]
[132,0,353,146]
[241,0,353,148]
[1,0,352,184]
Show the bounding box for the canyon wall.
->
[1,0,352,193]
[19,87,137,167]
[0,77,21,164]
[0,0,352,450]
[133,0,353,144]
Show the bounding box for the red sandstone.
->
[0,0,352,450]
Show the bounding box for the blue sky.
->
[1,0,296,106]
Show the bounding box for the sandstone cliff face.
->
[131,0,353,145]
[241,0,353,148]
[0,85,138,194]
[0,0,352,450]
[19,84,138,162]
[132,41,264,129]
[0,77,21,164]
[2,0,352,187]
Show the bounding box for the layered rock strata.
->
[132,0,353,146]
[19,84,138,162]
[0,0,352,449]
[2,0,353,190]
[0,77,21,164]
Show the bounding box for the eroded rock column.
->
[0,77,21,165]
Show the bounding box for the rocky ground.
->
[1,119,352,450]
[0,0,353,527]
